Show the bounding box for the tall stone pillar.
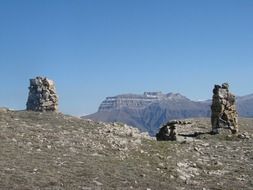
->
[211,83,238,134]
[26,77,58,112]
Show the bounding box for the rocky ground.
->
[0,108,253,190]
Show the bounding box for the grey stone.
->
[26,77,58,112]
[156,120,193,141]
[211,83,238,134]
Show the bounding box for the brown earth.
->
[0,108,253,190]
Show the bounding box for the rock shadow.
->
[178,131,212,138]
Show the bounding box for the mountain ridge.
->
[83,92,253,135]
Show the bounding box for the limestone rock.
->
[156,120,192,141]
[26,77,58,112]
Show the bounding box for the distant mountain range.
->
[83,92,253,135]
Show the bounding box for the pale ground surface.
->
[0,108,253,190]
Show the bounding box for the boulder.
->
[156,120,192,141]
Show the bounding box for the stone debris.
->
[156,120,192,141]
[26,77,58,112]
[98,122,152,152]
[211,83,238,134]
[237,132,251,139]
[1,110,253,189]
[177,162,199,180]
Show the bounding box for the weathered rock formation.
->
[84,92,210,135]
[26,77,58,112]
[98,92,187,111]
[156,120,192,141]
[211,83,238,134]
[84,91,253,136]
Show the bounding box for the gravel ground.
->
[0,109,252,190]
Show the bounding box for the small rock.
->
[238,132,250,139]
[93,180,103,186]
[214,161,223,167]
[158,163,165,168]
[201,143,210,147]
[179,175,187,181]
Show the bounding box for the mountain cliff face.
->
[83,92,210,135]
[98,92,185,111]
[83,92,253,135]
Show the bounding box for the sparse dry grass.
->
[0,110,253,190]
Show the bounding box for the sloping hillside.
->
[0,108,253,189]
[237,94,253,117]
[84,92,253,135]
[84,92,210,135]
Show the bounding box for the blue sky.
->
[0,0,253,116]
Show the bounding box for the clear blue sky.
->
[0,0,253,116]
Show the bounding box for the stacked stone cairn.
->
[211,83,238,134]
[26,77,58,112]
[156,120,192,141]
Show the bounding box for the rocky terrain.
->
[1,107,253,189]
[83,92,253,135]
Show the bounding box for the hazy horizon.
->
[0,0,253,116]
